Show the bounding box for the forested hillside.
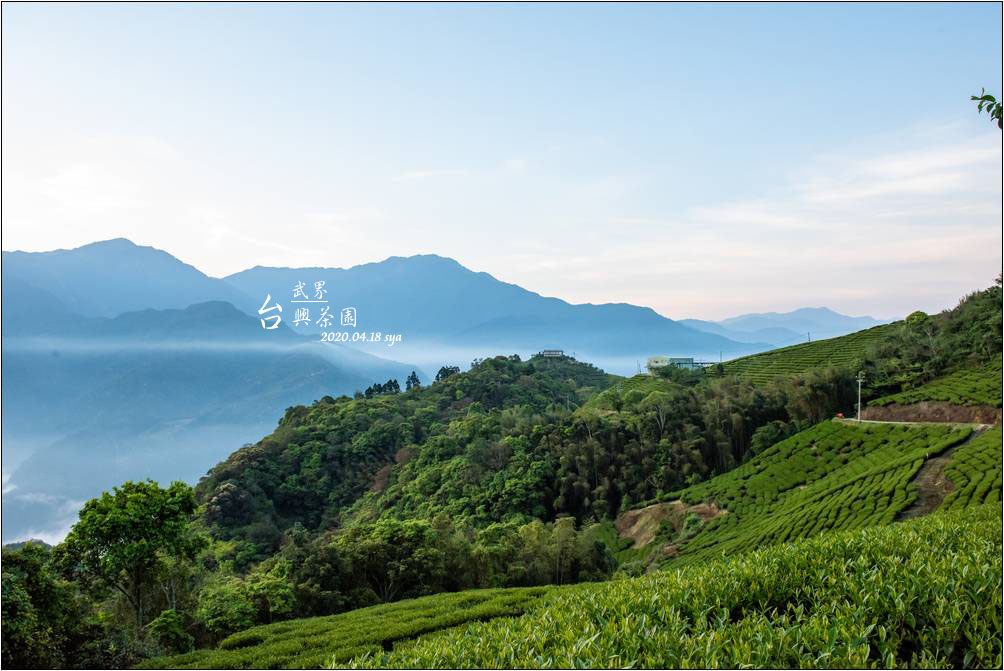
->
[197,352,859,570]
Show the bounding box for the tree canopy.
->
[56,480,204,627]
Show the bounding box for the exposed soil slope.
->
[861,402,1001,424]
[614,501,723,549]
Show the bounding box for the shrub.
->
[147,610,194,654]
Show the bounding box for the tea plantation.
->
[348,505,1001,669]
[718,323,896,383]
[137,587,550,669]
[140,420,1003,670]
[941,428,1003,510]
[661,421,975,564]
[871,360,1003,408]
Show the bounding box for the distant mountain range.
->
[680,308,889,348]
[2,238,257,318]
[1,252,423,542]
[0,238,889,542]
[223,255,771,372]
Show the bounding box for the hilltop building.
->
[646,356,703,374]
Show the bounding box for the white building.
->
[646,356,700,374]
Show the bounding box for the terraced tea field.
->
[348,505,1002,669]
[718,323,896,383]
[138,588,549,669]
[941,428,1003,510]
[661,421,974,564]
[871,360,1002,408]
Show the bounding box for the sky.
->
[2,2,1001,321]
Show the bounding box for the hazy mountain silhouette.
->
[717,307,888,341]
[223,254,768,371]
[2,238,257,318]
[681,308,889,347]
[678,319,806,347]
[1,238,886,542]
[1,297,424,543]
[5,242,768,373]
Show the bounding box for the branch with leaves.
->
[971,88,1002,129]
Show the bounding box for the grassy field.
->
[657,421,974,564]
[346,505,1002,669]
[137,587,550,669]
[871,360,1003,408]
[717,323,896,383]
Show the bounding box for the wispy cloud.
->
[492,126,1001,320]
[800,141,999,203]
[394,169,467,181]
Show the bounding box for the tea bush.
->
[718,324,896,384]
[346,504,1002,669]
[660,421,972,563]
[871,360,1002,408]
[137,587,549,669]
[940,428,1003,510]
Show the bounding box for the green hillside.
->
[941,429,1004,510]
[347,505,1001,669]
[871,359,1003,408]
[196,353,617,564]
[137,587,549,669]
[659,422,990,565]
[141,505,1002,669]
[139,422,1004,670]
[717,323,896,383]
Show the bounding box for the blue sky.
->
[2,2,1001,319]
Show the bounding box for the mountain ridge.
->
[4,239,883,358]
[1,298,426,544]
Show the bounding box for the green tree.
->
[246,561,297,624]
[56,480,204,628]
[195,578,256,639]
[146,609,194,654]
[552,516,577,585]
[1,543,95,669]
[435,365,460,382]
[334,519,447,601]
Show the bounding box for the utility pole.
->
[856,371,865,422]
